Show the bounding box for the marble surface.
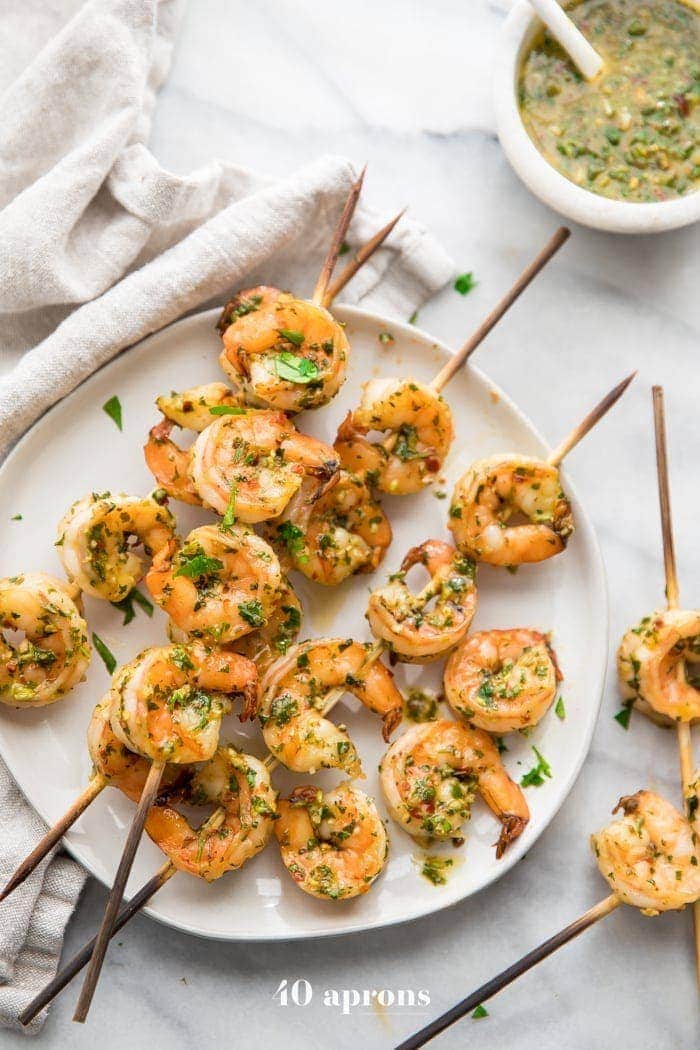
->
[5,0,700,1047]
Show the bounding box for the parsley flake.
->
[93,633,117,675]
[454,272,477,295]
[102,396,123,431]
[520,746,552,788]
[274,352,319,384]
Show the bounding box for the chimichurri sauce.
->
[518,0,700,202]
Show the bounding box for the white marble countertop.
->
[6,1,699,1047]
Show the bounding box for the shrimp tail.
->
[288,785,322,807]
[237,678,259,723]
[495,813,528,858]
[381,707,403,742]
[614,793,640,816]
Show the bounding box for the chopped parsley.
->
[420,854,454,886]
[274,352,319,384]
[338,240,350,256]
[378,331,394,346]
[555,696,566,720]
[93,633,117,675]
[102,396,122,431]
[220,482,237,532]
[408,309,419,325]
[277,521,307,561]
[209,405,246,416]
[472,1005,489,1019]
[454,272,477,295]
[10,514,22,521]
[238,599,265,628]
[111,588,154,625]
[614,706,632,730]
[278,328,305,346]
[520,746,552,788]
[174,553,224,579]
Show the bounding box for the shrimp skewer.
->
[217,170,404,414]
[397,782,700,1049]
[449,371,636,566]
[617,387,700,979]
[73,643,258,1021]
[335,227,570,496]
[18,644,389,1025]
[19,743,277,1027]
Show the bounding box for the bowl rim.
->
[494,0,700,234]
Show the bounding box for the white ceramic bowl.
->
[494,0,700,233]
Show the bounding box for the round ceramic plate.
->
[0,306,607,940]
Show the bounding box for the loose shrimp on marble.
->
[366,540,477,662]
[448,455,574,567]
[444,629,560,733]
[190,410,339,523]
[217,286,350,414]
[591,787,700,914]
[0,573,90,708]
[145,745,277,881]
[380,720,529,855]
[276,783,388,900]
[335,377,453,495]
[57,492,175,602]
[266,469,392,586]
[108,642,258,764]
[146,524,282,646]
[258,638,403,776]
[618,609,700,725]
[87,699,187,803]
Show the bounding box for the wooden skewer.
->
[0,775,106,902]
[19,808,226,1028]
[23,641,388,1023]
[311,166,366,306]
[322,209,405,307]
[395,894,620,1049]
[546,371,636,468]
[651,384,700,985]
[430,226,570,394]
[72,759,166,1023]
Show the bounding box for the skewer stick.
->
[546,371,636,468]
[651,384,700,984]
[396,894,620,1050]
[0,775,106,902]
[430,226,570,394]
[21,643,388,1024]
[311,166,366,307]
[322,210,405,307]
[19,809,226,1027]
[72,759,166,1023]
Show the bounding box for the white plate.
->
[0,306,607,941]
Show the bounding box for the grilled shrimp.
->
[156,382,243,431]
[591,787,700,914]
[335,377,453,494]
[366,540,477,662]
[189,410,338,524]
[267,470,392,586]
[57,491,175,601]
[445,629,560,733]
[618,609,700,724]
[146,524,282,646]
[259,638,403,776]
[109,642,258,764]
[87,699,186,803]
[380,720,529,856]
[276,783,387,900]
[229,577,303,672]
[145,746,277,881]
[217,286,349,413]
[0,573,90,708]
[448,456,574,566]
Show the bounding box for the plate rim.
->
[0,303,609,942]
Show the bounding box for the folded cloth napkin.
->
[0,0,453,1032]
